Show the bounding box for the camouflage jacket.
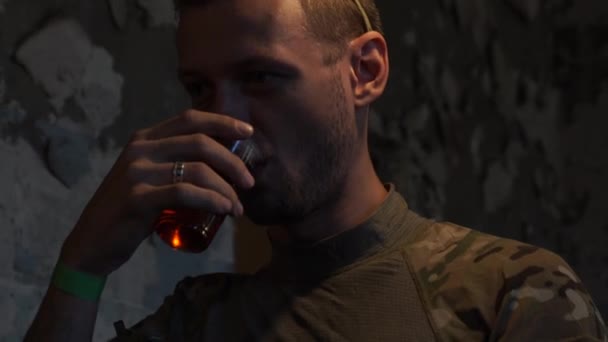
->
[112,185,607,341]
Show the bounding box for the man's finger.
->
[138,110,254,141]
[138,134,255,189]
[130,161,244,216]
[131,183,234,216]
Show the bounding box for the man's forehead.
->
[177,0,316,75]
[177,0,306,44]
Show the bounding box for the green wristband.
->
[52,263,106,301]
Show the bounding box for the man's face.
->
[176,0,359,226]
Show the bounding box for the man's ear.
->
[349,31,389,108]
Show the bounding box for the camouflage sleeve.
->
[490,249,607,341]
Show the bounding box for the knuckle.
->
[191,162,210,183]
[127,183,149,210]
[124,159,146,183]
[180,109,199,124]
[194,132,209,145]
[130,182,146,196]
[207,192,228,210]
[124,140,147,161]
[192,133,211,153]
[228,188,239,202]
[130,129,147,142]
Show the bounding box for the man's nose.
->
[208,83,251,124]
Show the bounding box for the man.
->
[26,0,607,341]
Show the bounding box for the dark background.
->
[370,0,608,317]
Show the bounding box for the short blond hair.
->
[174,0,385,66]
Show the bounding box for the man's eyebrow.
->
[178,55,300,78]
[230,56,300,71]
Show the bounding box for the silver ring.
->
[172,161,185,184]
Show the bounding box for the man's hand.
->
[60,110,255,276]
[25,110,255,342]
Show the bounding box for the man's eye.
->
[242,71,283,85]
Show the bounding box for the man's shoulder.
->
[404,220,567,282]
[401,221,607,340]
[402,219,584,304]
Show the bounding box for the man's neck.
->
[267,155,388,246]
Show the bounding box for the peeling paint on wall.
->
[15,19,124,136]
[15,19,93,112]
[36,119,93,188]
[73,47,124,136]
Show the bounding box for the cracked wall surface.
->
[0,0,606,340]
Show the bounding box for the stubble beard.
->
[240,69,357,227]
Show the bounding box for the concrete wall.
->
[0,0,606,340]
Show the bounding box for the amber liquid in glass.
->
[155,208,226,253]
[153,140,257,253]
